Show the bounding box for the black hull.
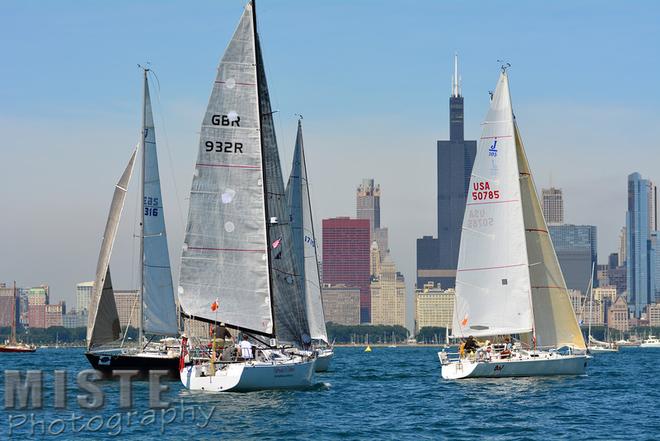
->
[85,352,179,380]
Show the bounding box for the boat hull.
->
[640,343,660,348]
[180,359,315,392]
[314,350,333,372]
[588,347,618,353]
[0,346,36,353]
[440,353,588,379]
[85,351,180,379]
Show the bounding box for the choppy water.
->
[1,346,659,440]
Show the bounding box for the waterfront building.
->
[646,303,660,327]
[593,286,617,303]
[414,282,454,334]
[607,265,627,295]
[370,256,406,327]
[581,298,604,326]
[549,224,597,295]
[114,289,139,329]
[322,217,371,323]
[619,227,627,266]
[416,54,476,289]
[0,284,17,328]
[568,289,584,322]
[45,302,65,328]
[321,284,361,326]
[28,304,46,328]
[626,172,657,317]
[63,311,87,329]
[356,179,380,233]
[608,296,630,332]
[76,281,94,314]
[27,285,49,306]
[542,187,564,225]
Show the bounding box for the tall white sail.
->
[286,120,328,343]
[178,4,273,335]
[515,122,586,349]
[87,149,137,349]
[256,35,310,345]
[452,71,533,338]
[141,76,178,336]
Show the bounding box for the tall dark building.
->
[417,54,476,289]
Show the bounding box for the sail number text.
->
[212,114,240,127]
[466,208,493,228]
[205,141,243,153]
[471,181,500,201]
[144,197,159,217]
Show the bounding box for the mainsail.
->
[515,121,586,349]
[141,75,178,336]
[178,3,273,336]
[87,149,137,349]
[286,119,328,343]
[452,71,534,338]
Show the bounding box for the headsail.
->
[515,122,586,349]
[452,71,534,338]
[87,149,137,349]
[286,119,328,343]
[256,31,310,346]
[141,75,178,336]
[178,3,273,336]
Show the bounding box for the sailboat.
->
[585,265,618,353]
[177,0,315,392]
[0,282,36,353]
[85,68,181,378]
[285,118,334,372]
[438,66,588,379]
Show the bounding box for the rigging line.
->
[150,71,186,234]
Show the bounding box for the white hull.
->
[180,359,315,392]
[640,342,660,348]
[588,346,618,353]
[440,352,587,380]
[314,350,333,372]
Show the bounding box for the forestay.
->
[87,150,137,349]
[452,71,534,338]
[178,4,273,335]
[141,77,178,336]
[515,122,586,349]
[286,120,328,343]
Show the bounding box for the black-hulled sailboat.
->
[85,68,180,378]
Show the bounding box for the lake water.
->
[1,346,658,440]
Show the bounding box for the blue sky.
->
[2,1,660,328]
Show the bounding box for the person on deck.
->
[464,335,479,354]
[238,334,254,360]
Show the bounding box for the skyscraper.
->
[76,281,94,313]
[416,54,476,289]
[549,224,597,295]
[356,179,380,232]
[542,187,564,225]
[322,217,371,322]
[626,172,657,317]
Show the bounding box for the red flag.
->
[271,238,282,249]
[461,314,468,327]
[179,336,188,372]
[211,299,219,312]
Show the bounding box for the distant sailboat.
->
[177,0,315,392]
[439,66,588,379]
[285,117,334,372]
[0,282,36,353]
[85,68,180,377]
[585,264,618,353]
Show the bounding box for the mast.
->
[138,67,148,347]
[251,0,276,339]
[11,281,17,344]
[587,262,595,345]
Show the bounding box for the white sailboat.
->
[86,68,181,377]
[585,265,618,353]
[285,118,334,372]
[640,336,660,348]
[439,67,588,379]
[177,0,315,392]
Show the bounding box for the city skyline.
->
[2,1,660,328]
